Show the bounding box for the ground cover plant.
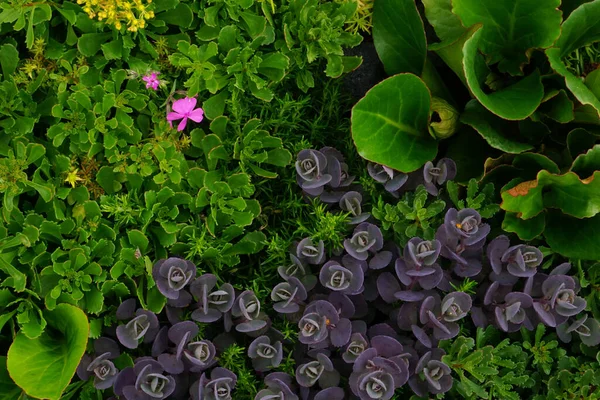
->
[1,0,600,399]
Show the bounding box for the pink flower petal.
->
[142,76,151,83]
[172,97,197,114]
[177,117,188,131]
[167,112,184,121]
[188,108,204,123]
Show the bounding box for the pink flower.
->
[167,97,204,131]
[142,72,160,90]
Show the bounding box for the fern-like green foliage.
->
[440,327,534,400]
[447,179,500,219]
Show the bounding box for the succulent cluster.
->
[76,150,598,399]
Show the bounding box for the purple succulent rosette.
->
[296,237,326,265]
[231,290,268,333]
[278,254,318,291]
[413,292,471,348]
[248,335,284,371]
[319,259,364,295]
[436,223,483,278]
[77,337,121,389]
[271,277,308,314]
[344,223,392,270]
[113,358,176,400]
[557,315,600,346]
[423,158,456,196]
[115,299,160,349]
[443,208,490,247]
[367,162,408,195]
[296,149,332,196]
[192,367,237,400]
[295,352,340,388]
[348,336,412,400]
[298,300,352,347]
[152,257,195,307]
[339,191,370,224]
[189,274,235,323]
[487,235,544,282]
[532,274,587,327]
[483,282,534,332]
[408,349,452,397]
[255,372,299,400]
[395,238,444,291]
[342,333,370,363]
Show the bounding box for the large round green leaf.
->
[7,304,89,400]
[460,100,534,153]
[546,212,600,260]
[373,0,427,76]
[453,0,561,75]
[351,74,437,172]
[501,170,600,219]
[462,28,544,120]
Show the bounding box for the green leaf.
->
[0,44,19,77]
[127,230,149,252]
[571,144,600,181]
[422,0,467,43]
[536,90,575,123]
[373,0,427,76]
[0,357,21,400]
[452,0,561,75]
[96,167,122,194]
[460,100,534,153]
[546,212,600,260]
[502,211,545,241]
[501,170,600,219]
[77,33,111,57]
[463,28,544,120]
[351,74,437,172]
[7,304,88,400]
[158,3,193,27]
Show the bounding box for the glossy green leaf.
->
[501,170,600,219]
[460,100,534,153]
[571,144,600,178]
[422,0,467,43]
[430,24,480,87]
[502,211,545,241]
[373,0,427,76]
[453,0,561,75]
[535,90,574,123]
[0,357,22,400]
[7,304,88,400]
[463,28,544,120]
[545,212,600,260]
[351,74,437,172]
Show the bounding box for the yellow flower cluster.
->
[76,0,155,32]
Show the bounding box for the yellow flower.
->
[65,169,83,188]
